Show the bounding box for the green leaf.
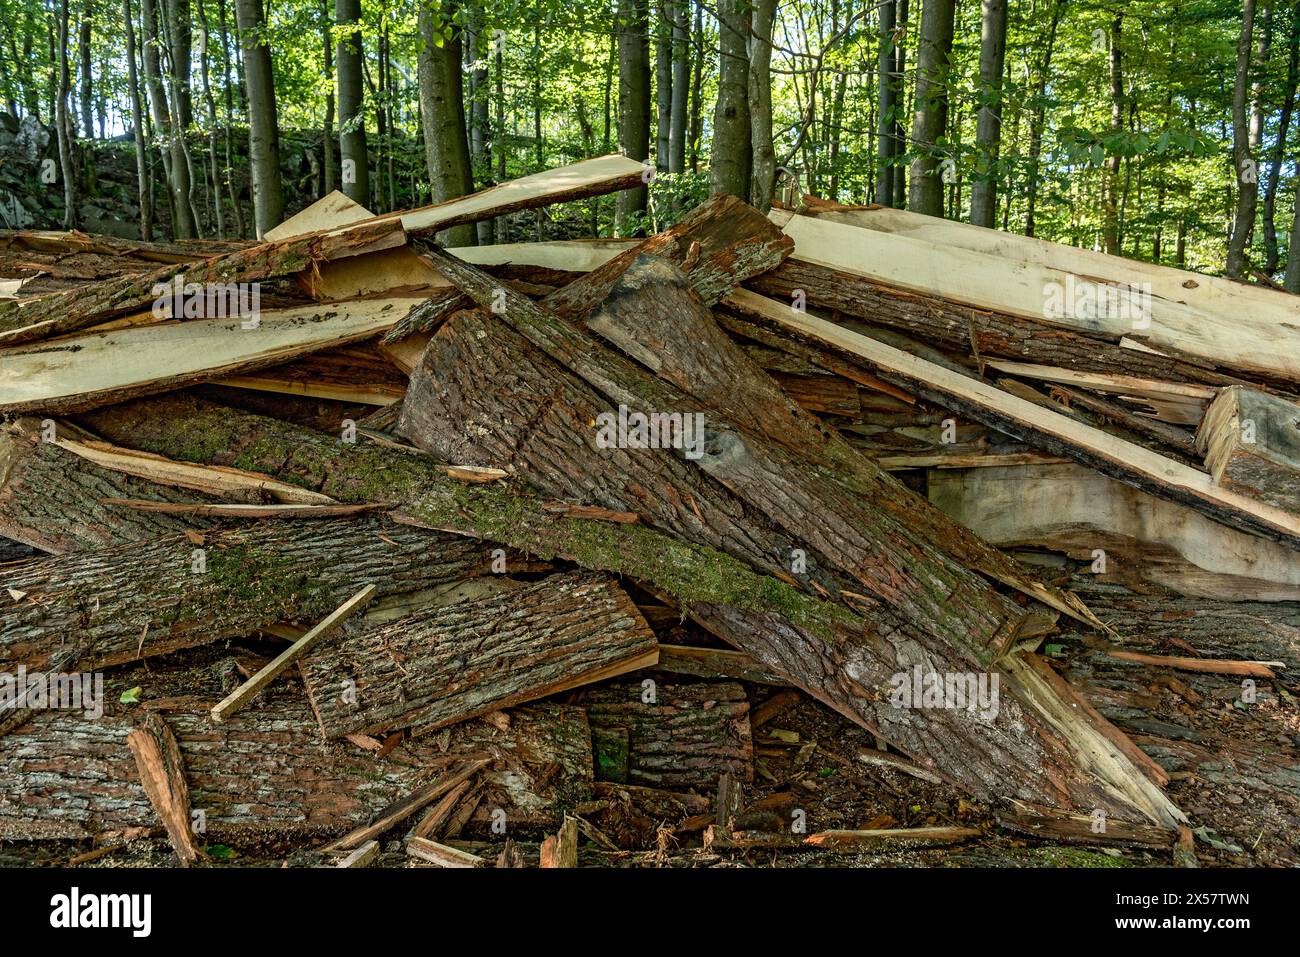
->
[119,687,142,705]
[206,844,238,859]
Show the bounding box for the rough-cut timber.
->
[0,518,489,673]
[747,258,1246,388]
[0,219,406,346]
[1198,386,1300,514]
[0,419,209,552]
[301,571,657,737]
[0,297,425,414]
[725,288,1300,552]
[73,393,1181,824]
[585,254,1095,627]
[581,681,754,788]
[126,713,205,865]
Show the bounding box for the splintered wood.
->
[2,162,1297,870]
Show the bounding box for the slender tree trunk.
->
[197,0,225,237]
[668,0,689,174]
[1101,15,1123,254]
[969,0,1007,228]
[466,2,491,244]
[689,0,703,172]
[494,25,505,241]
[140,0,173,202]
[234,0,284,236]
[655,0,672,170]
[1264,9,1299,275]
[875,0,897,206]
[321,0,335,194]
[1227,0,1258,277]
[748,0,777,210]
[78,12,92,138]
[417,0,475,246]
[158,0,200,237]
[710,0,751,198]
[335,0,368,205]
[124,0,154,239]
[907,0,956,215]
[1024,0,1063,237]
[1286,171,1300,290]
[55,0,78,229]
[615,0,650,232]
[892,0,909,207]
[216,0,244,236]
[165,0,192,127]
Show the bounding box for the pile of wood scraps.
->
[0,157,1295,869]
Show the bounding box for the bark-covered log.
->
[0,419,207,553]
[748,259,1246,388]
[581,681,753,788]
[1198,386,1300,514]
[0,684,591,843]
[74,393,1180,824]
[0,220,405,346]
[301,571,657,737]
[0,518,489,673]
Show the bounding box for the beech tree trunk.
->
[123,0,154,239]
[1024,0,1063,237]
[335,0,368,206]
[667,0,689,174]
[234,0,284,236]
[655,0,672,170]
[1263,7,1299,275]
[969,0,1007,228]
[417,0,475,247]
[875,0,898,206]
[615,0,651,233]
[709,0,751,198]
[197,0,226,238]
[1227,0,1258,277]
[748,0,778,210]
[907,0,956,216]
[55,0,77,230]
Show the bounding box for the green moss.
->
[171,543,333,626]
[1025,845,1133,868]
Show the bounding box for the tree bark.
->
[320,0,335,194]
[1264,9,1299,275]
[1024,0,1063,237]
[616,0,651,233]
[709,0,751,198]
[124,0,155,240]
[1226,0,1258,277]
[234,0,284,237]
[875,0,898,206]
[78,11,92,138]
[667,0,689,174]
[55,0,78,230]
[655,0,672,170]
[969,0,1007,228]
[748,0,778,211]
[197,0,226,238]
[417,0,475,248]
[335,0,368,206]
[301,571,656,737]
[892,0,909,208]
[907,0,956,216]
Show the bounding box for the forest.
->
[0,0,1295,286]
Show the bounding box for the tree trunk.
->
[748,0,778,210]
[335,0,368,206]
[197,0,225,238]
[1024,0,1063,238]
[78,12,92,138]
[969,0,1007,228]
[655,0,672,170]
[615,0,651,234]
[124,0,154,240]
[709,0,751,198]
[892,0,909,207]
[55,0,77,230]
[907,0,955,216]
[1264,10,1299,275]
[1226,0,1258,277]
[216,0,244,236]
[466,2,491,244]
[668,0,689,174]
[320,0,335,194]
[1101,15,1124,254]
[417,0,476,247]
[689,0,703,172]
[164,0,192,127]
[875,0,898,206]
[235,0,284,237]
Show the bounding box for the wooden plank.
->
[929,464,1300,602]
[406,836,487,868]
[210,584,378,723]
[1198,386,1300,513]
[1105,650,1280,678]
[454,238,637,272]
[781,202,1300,335]
[334,840,380,868]
[265,191,374,241]
[774,211,1300,384]
[0,297,424,414]
[102,500,384,519]
[725,288,1300,551]
[125,713,205,866]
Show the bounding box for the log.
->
[581,681,754,789]
[0,219,406,345]
[725,288,1300,551]
[406,836,487,867]
[212,584,378,722]
[928,464,1300,602]
[125,713,205,865]
[75,394,1181,824]
[0,297,425,414]
[300,571,658,737]
[1198,386,1300,514]
[773,211,1300,385]
[0,518,489,673]
[539,817,580,868]
[654,644,789,685]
